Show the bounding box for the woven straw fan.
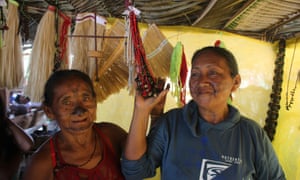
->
[93,19,128,102]
[142,24,173,78]
[71,13,106,78]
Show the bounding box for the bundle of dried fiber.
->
[24,6,70,102]
[71,13,106,78]
[0,0,23,89]
[142,24,173,78]
[93,19,128,102]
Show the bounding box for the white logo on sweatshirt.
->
[199,159,231,180]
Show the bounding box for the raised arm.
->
[22,143,53,180]
[6,118,34,152]
[124,88,168,160]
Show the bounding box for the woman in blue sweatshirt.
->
[122,46,286,180]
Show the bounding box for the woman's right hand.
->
[134,84,169,116]
[124,84,169,160]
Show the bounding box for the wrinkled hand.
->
[151,88,168,116]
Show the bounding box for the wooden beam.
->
[192,0,218,26]
[223,0,258,29]
[264,11,300,34]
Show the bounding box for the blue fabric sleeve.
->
[121,153,156,180]
[255,127,286,179]
[121,116,167,179]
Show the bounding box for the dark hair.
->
[43,69,96,106]
[15,94,30,104]
[191,46,239,77]
[15,95,20,103]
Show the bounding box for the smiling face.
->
[43,72,97,134]
[189,50,241,110]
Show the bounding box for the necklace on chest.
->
[76,131,98,167]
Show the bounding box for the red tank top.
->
[49,126,125,180]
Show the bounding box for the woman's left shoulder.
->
[94,122,127,154]
[94,122,127,141]
[239,117,267,136]
[95,122,125,131]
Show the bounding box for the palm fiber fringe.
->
[93,19,129,102]
[0,0,23,89]
[71,13,106,78]
[24,6,70,102]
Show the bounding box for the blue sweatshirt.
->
[121,100,286,180]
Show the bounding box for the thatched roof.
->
[16,0,300,42]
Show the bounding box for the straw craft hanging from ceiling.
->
[71,13,107,78]
[142,24,173,79]
[24,6,71,102]
[0,0,23,89]
[93,19,129,102]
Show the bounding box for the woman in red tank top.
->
[23,70,127,180]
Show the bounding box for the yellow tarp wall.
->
[96,19,300,179]
[273,38,300,180]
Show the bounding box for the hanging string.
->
[124,14,135,94]
[129,10,156,98]
[285,38,298,110]
[125,0,131,8]
[124,0,135,94]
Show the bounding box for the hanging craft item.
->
[124,6,135,95]
[264,39,285,141]
[0,0,6,87]
[285,38,299,110]
[24,5,71,102]
[86,12,105,82]
[0,0,23,89]
[142,24,173,78]
[71,13,106,78]
[286,70,300,108]
[71,15,128,102]
[180,47,188,105]
[53,6,71,72]
[169,41,188,106]
[93,19,129,102]
[214,39,226,48]
[0,0,8,36]
[125,5,162,98]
